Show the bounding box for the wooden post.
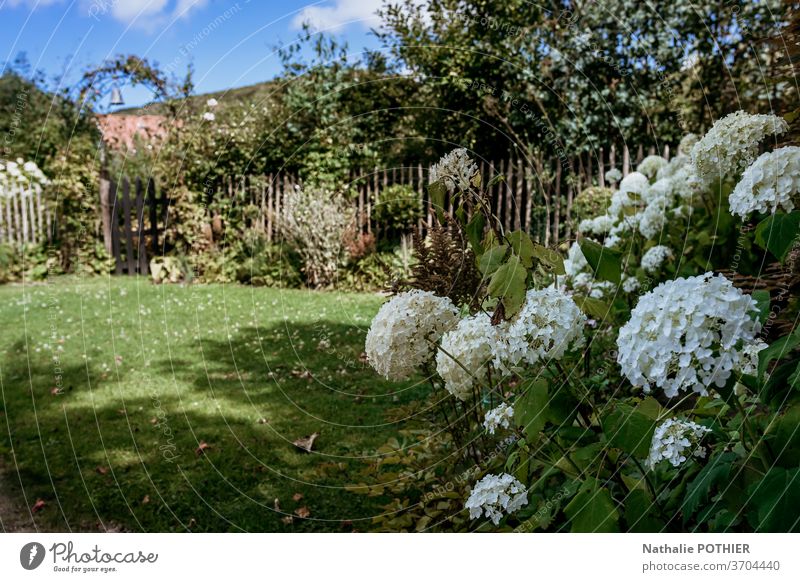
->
[598,147,606,188]
[99,176,113,255]
[121,179,135,275]
[664,144,670,161]
[622,145,630,177]
[513,156,522,231]
[553,163,562,246]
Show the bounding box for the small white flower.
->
[483,403,514,434]
[637,155,668,180]
[206,98,219,108]
[465,473,528,525]
[203,112,216,121]
[641,245,673,273]
[647,418,711,468]
[622,275,640,293]
[605,168,623,184]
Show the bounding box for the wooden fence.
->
[0,184,54,246]
[212,142,671,247]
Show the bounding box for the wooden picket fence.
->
[212,142,671,247]
[0,184,54,246]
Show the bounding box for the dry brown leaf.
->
[273,498,281,512]
[292,492,303,502]
[31,499,46,513]
[95,466,108,475]
[281,516,294,525]
[294,507,310,519]
[195,441,211,456]
[142,495,150,504]
[293,432,319,453]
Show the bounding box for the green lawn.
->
[0,277,429,532]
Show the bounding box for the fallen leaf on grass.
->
[95,466,108,475]
[142,495,150,504]
[273,498,281,511]
[294,507,311,519]
[31,499,46,513]
[293,432,319,453]
[292,493,303,502]
[195,441,211,456]
[281,516,294,525]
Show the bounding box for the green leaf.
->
[478,244,508,276]
[764,403,800,468]
[758,332,800,381]
[751,290,770,325]
[625,489,664,532]
[565,484,619,532]
[572,294,610,320]
[487,255,527,315]
[601,403,657,458]
[514,379,549,439]
[747,467,800,532]
[428,180,447,222]
[507,230,535,268]
[531,243,565,275]
[754,211,800,262]
[545,384,579,425]
[579,239,621,283]
[466,212,486,254]
[681,452,737,522]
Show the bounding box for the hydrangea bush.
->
[358,123,800,532]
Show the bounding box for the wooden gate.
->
[107,177,169,275]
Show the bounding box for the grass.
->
[0,276,429,532]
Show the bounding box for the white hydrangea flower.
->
[366,290,459,380]
[622,275,641,293]
[483,403,515,434]
[203,111,216,121]
[496,287,586,371]
[637,155,668,180]
[617,273,761,398]
[605,168,623,184]
[729,146,800,218]
[647,418,711,468]
[429,148,479,193]
[564,242,589,277]
[465,473,528,525]
[578,214,614,235]
[691,111,788,185]
[619,171,650,195]
[641,245,674,273]
[736,339,768,376]
[656,154,689,181]
[436,313,501,400]
[678,133,699,156]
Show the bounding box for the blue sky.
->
[0,0,385,108]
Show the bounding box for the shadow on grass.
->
[0,320,435,532]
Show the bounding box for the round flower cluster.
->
[735,339,768,376]
[647,418,711,468]
[678,133,699,156]
[637,155,668,179]
[465,473,528,525]
[622,275,641,293]
[436,313,500,400]
[429,148,479,193]
[691,111,788,185]
[496,287,587,371]
[618,171,650,196]
[656,154,689,181]
[0,158,48,196]
[483,403,515,434]
[365,290,459,380]
[616,273,761,398]
[605,168,623,184]
[578,214,615,235]
[641,245,674,273]
[729,146,800,218]
[573,186,613,221]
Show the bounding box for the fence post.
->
[99,175,113,255]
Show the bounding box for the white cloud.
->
[291,0,383,32]
[79,0,209,29]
